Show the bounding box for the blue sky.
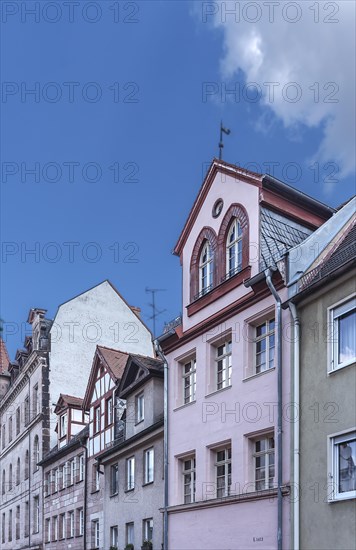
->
[1,1,355,357]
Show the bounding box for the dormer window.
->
[60,414,67,438]
[226,218,242,278]
[199,241,213,295]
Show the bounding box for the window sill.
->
[173,400,196,412]
[124,487,135,493]
[243,367,275,382]
[205,385,232,398]
[328,493,356,503]
[328,361,355,375]
[110,492,119,498]
[135,419,144,426]
[90,489,100,494]
[142,481,154,487]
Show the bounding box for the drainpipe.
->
[288,302,300,550]
[80,437,88,550]
[154,339,168,550]
[264,269,283,550]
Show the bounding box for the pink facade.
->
[161,161,331,550]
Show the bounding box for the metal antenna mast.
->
[219,121,231,160]
[145,288,167,337]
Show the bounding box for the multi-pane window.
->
[94,405,101,433]
[183,359,196,404]
[60,414,67,438]
[126,456,135,490]
[253,436,275,490]
[182,456,196,504]
[8,464,12,490]
[254,319,275,373]
[24,502,29,538]
[52,516,58,541]
[24,450,29,480]
[8,509,12,542]
[68,511,74,538]
[15,505,20,540]
[78,509,84,536]
[215,447,232,498]
[106,397,113,426]
[216,340,232,390]
[45,517,51,542]
[110,525,118,547]
[226,218,242,277]
[144,448,154,484]
[1,425,5,449]
[33,436,39,472]
[136,393,144,423]
[8,416,12,442]
[59,513,65,539]
[2,470,5,495]
[33,496,39,533]
[16,458,20,485]
[2,512,5,544]
[143,518,153,543]
[199,240,213,295]
[16,407,20,435]
[54,468,59,492]
[126,522,134,546]
[330,298,356,371]
[110,463,119,495]
[330,431,356,500]
[33,384,39,418]
[24,396,30,426]
[92,519,99,547]
[79,454,85,481]
[69,459,75,485]
[92,464,100,492]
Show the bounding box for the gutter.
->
[245,269,283,550]
[154,339,169,550]
[288,303,300,550]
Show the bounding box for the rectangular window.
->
[254,319,275,373]
[2,512,5,543]
[68,511,74,538]
[69,459,75,485]
[126,456,135,490]
[24,396,30,426]
[330,297,356,372]
[182,456,196,504]
[216,340,232,390]
[126,522,134,546]
[143,518,153,543]
[44,472,50,496]
[136,393,144,423]
[183,358,196,404]
[33,384,39,418]
[144,448,154,484]
[92,520,99,548]
[1,425,5,449]
[329,431,356,501]
[106,396,113,426]
[33,496,39,533]
[94,405,101,434]
[60,414,67,438]
[79,454,84,481]
[52,516,58,541]
[8,416,12,443]
[16,407,20,436]
[110,525,118,547]
[15,505,20,540]
[45,517,51,543]
[24,502,29,537]
[253,436,275,490]
[59,513,65,540]
[110,463,119,495]
[215,446,232,498]
[78,508,84,536]
[8,509,12,542]
[53,468,59,492]
[92,465,100,492]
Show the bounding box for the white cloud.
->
[210,0,356,182]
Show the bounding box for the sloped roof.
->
[97,346,130,381]
[0,338,10,374]
[260,208,311,271]
[39,425,89,466]
[118,354,164,398]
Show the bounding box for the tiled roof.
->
[299,222,356,290]
[60,394,84,408]
[0,338,10,374]
[39,425,89,465]
[130,354,163,374]
[260,208,311,271]
[97,346,130,381]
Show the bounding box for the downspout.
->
[154,339,168,550]
[80,437,88,550]
[26,374,31,549]
[289,302,300,550]
[264,269,283,550]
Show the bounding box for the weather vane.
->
[219,121,231,160]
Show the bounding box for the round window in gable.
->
[212,199,224,218]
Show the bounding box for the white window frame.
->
[110,463,119,495]
[215,446,232,498]
[79,508,84,536]
[53,468,59,492]
[33,496,39,533]
[59,513,65,540]
[79,454,84,481]
[60,414,67,438]
[110,525,118,547]
[199,240,213,295]
[182,455,196,504]
[226,218,242,277]
[215,340,232,390]
[143,518,153,543]
[126,522,134,546]
[52,515,58,541]
[328,296,356,373]
[144,448,154,484]
[182,358,196,404]
[45,517,51,543]
[93,519,99,547]
[136,393,144,423]
[68,510,74,538]
[253,435,275,491]
[328,429,356,502]
[254,318,275,374]
[126,456,135,490]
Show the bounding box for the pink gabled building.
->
[159,159,333,550]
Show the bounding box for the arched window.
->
[33,436,39,472]
[24,450,29,480]
[199,240,213,295]
[9,463,12,490]
[226,218,242,277]
[2,469,5,495]
[16,457,21,485]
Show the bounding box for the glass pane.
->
[338,439,356,493]
[338,310,356,364]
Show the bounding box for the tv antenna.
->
[145,288,167,337]
[219,121,231,160]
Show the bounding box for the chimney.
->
[130,306,141,319]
